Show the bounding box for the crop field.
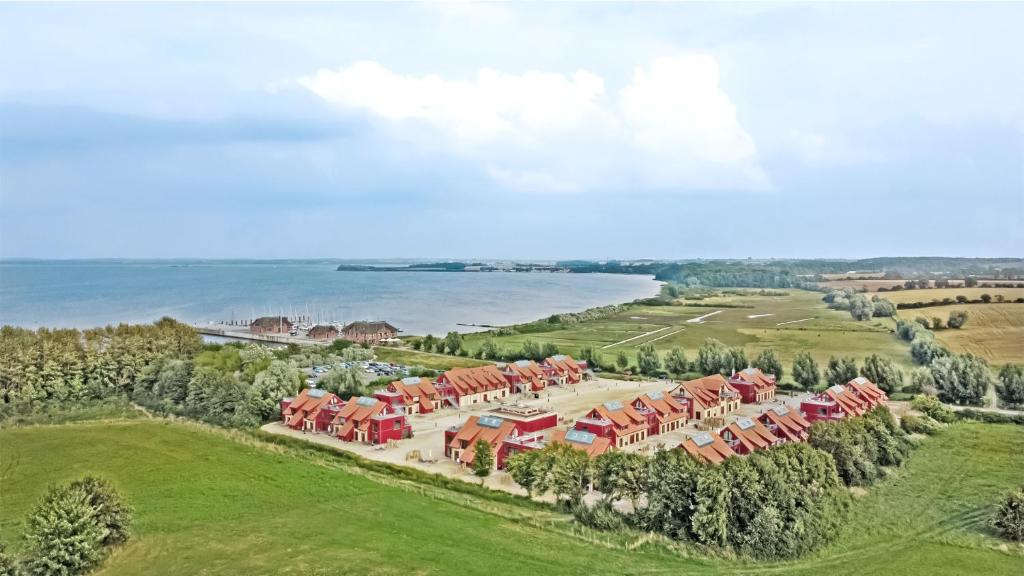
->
[1,419,1022,575]
[819,280,1024,293]
[882,287,1024,304]
[462,290,914,378]
[897,303,1024,366]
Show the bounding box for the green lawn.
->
[462,290,914,378]
[0,419,1021,575]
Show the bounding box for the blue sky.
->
[1,2,1021,259]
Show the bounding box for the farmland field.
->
[883,287,1024,304]
[819,280,1024,292]
[1,418,1022,575]
[462,290,914,379]
[896,303,1024,366]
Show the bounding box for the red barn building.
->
[548,429,613,459]
[670,375,741,420]
[306,324,339,341]
[541,355,585,386]
[486,405,558,433]
[800,384,867,424]
[340,321,399,344]
[501,360,548,393]
[250,316,292,334]
[846,376,888,408]
[280,388,342,432]
[728,367,777,404]
[757,405,811,443]
[374,376,442,414]
[574,400,648,448]
[630,390,688,436]
[436,365,511,408]
[444,415,519,469]
[719,416,782,455]
[680,431,737,464]
[331,396,411,444]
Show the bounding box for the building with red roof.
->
[280,388,342,432]
[680,431,737,464]
[374,376,441,414]
[800,384,867,424]
[444,415,520,469]
[729,367,777,404]
[501,360,548,393]
[331,396,411,444]
[630,390,688,436]
[719,416,782,455]
[436,365,511,408]
[496,431,547,469]
[670,375,741,420]
[486,405,558,433]
[573,400,648,448]
[846,376,888,408]
[757,405,811,443]
[548,429,613,459]
[306,324,339,341]
[541,355,585,385]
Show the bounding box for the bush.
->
[996,364,1024,407]
[900,413,939,435]
[910,395,956,423]
[992,487,1024,541]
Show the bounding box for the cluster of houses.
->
[250,316,400,343]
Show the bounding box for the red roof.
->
[680,431,737,464]
[674,374,739,410]
[331,397,392,434]
[503,360,547,391]
[758,406,811,442]
[824,385,866,416]
[543,355,583,378]
[388,377,439,411]
[548,429,612,458]
[730,367,776,390]
[439,365,509,397]
[632,391,687,424]
[720,417,781,453]
[284,388,341,428]
[583,401,647,436]
[846,377,888,407]
[449,416,518,465]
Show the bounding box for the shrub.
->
[911,394,956,423]
[900,413,939,435]
[992,487,1024,541]
[946,310,969,329]
[996,364,1024,407]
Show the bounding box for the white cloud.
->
[299,55,767,192]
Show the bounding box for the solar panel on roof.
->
[772,406,789,416]
[737,417,755,430]
[829,385,846,394]
[603,400,624,411]
[355,396,377,407]
[565,429,596,445]
[478,416,504,428]
[401,376,421,385]
[693,432,714,447]
[852,376,867,384]
[647,391,664,400]
[308,388,327,398]
[515,360,531,367]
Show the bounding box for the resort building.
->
[306,324,339,341]
[340,321,399,344]
[331,396,411,444]
[757,405,812,443]
[280,388,342,433]
[435,365,511,408]
[250,316,293,334]
[680,431,737,464]
[670,375,741,420]
[630,390,688,436]
[728,367,777,404]
[541,355,586,386]
[501,360,548,393]
[846,376,888,408]
[573,400,648,448]
[444,415,519,469]
[548,429,613,459]
[800,384,867,424]
[496,431,547,469]
[486,405,558,433]
[374,376,442,415]
[719,416,782,455]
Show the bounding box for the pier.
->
[194,324,329,346]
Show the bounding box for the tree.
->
[505,450,548,497]
[980,293,992,303]
[754,349,783,382]
[930,354,992,406]
[911,394,955,423]
[947,310,969,329]
[0,543,15,576]
[665,347,689,375]
[319,366,366,400]
[792,352,819,390]
[914,316,931,329]
[471,439,493,481]
[964,277,978,287]
[848,294,874,321]
[541,342,560,359]
[636,344,661,376]
[825,356,858,386]
[520,340,541,361]
[909,367,937,396]
[22,477,133,576]
[242,360,300,423]
[870,296,896,317]
[727,347,748,375]
[860,354,903,394]
[444,331,463,355]
[696,338,729,375]
[592,451,647,509]
[910,337,947,365]
[544,443,592,504]
[616,351,630,371]
[996,364,1024,406]
[578,345,600,369]
[479,339,500,360]
[992,487,1024,541]
[184,367,245,424]
[931,317,945,330]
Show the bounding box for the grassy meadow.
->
[1,418,1022,575]
[897,303,1024,366]
[462,290,914,379]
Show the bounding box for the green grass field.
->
[1,418,1021,575]
[462,290,913,378]
[897,303,1024,366]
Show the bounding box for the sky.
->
[0,2,1022,260]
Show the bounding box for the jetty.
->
[194,324,329,346]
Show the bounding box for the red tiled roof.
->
[632,392,687,424]
[449,416,518,465]
[503,360,547,390]
[439,365,509,397]
[674,375,738,410]
[284,388,341,428]
[758,407,811,442]
[846,377,888,407]
[680,431,737,464]
[548,429,613,459]
[331,397,390,428]
[543,355,583,377]
[721,418,780,452]
[388,377,439,407]
[824,385,866,416]
[731,367,776,390]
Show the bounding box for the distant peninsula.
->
[336,261,569,273]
